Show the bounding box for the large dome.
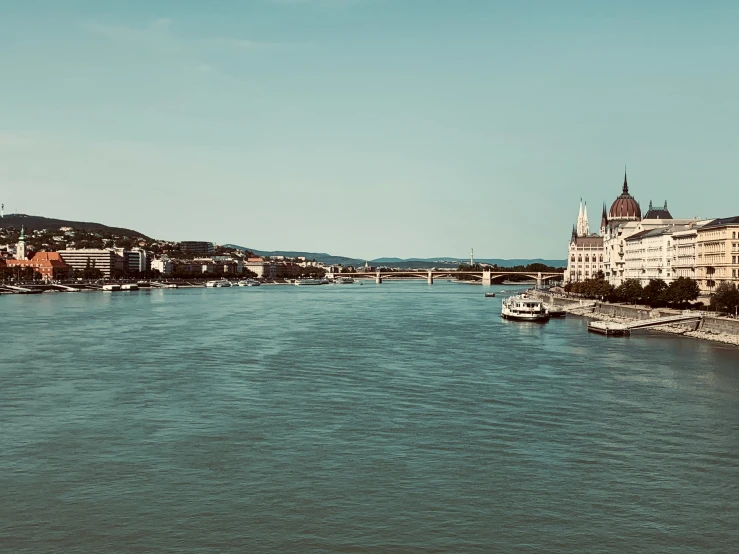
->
[609,171,641,220]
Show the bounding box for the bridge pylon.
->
[376,271,382,284]
[482,270,492,286]
[427,270,434,285]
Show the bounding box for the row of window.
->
[570,255,604,262]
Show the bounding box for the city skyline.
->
[2,0,739,259]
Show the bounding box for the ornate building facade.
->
[568,169,701,287]
[564,200,604,282]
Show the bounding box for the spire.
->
[623,165,629,194]
[20,225,25,241]
[649,200,653,210]
[600,203,608,231]
[664,200,668,209]
[583,202,589,235]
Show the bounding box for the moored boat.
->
[485,292,496,298]
[295,278,325,286]
[238,279,261,287]
[205,280,232,288]
[501,293,550,322]
[336,277,355,284]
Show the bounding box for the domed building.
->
[608,169,641,223]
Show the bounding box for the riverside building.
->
[599,170,697,286]
[60,249,120,277]
[695,216,739,293]
[564,200,604,282]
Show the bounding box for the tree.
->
[643,279,668,307]
[615,279,643,304]
[710,282,739,314]
[665,277,700,307]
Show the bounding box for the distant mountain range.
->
[0,214,151,239]
[225,245,565,268]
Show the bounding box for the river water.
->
[1,282,738,552]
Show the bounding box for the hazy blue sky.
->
[1,0,738,259]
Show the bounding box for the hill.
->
[0,214,151,239]
[224,245,362,266]
[226,245,565,269]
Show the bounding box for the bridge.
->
[330,270,564,288]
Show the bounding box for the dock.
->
[589,312,704,337]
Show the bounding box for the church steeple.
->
[16,225,27,261]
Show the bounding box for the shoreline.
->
[534,291,739,348]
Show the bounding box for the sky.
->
[1,0,738,259]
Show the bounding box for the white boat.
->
[335,277,355,284]
[205,280,232,288]
[295,278,324,286]
[121,284,139,291]
[501,293,550,322]
[102,284,121,292]
[238,279,261,287]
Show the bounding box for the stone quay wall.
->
[534,291,739,345]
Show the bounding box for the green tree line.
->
[565,274,701,309]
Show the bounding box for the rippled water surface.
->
[2,282,739,552]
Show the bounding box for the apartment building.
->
[60,249,121,276]
[695,216,739,293]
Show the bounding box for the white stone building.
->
[696,216,739,293]
[151,257,173,275]
[564,200,605,282]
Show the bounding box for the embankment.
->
[535,292,739,347]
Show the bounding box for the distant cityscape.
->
[0,217,562,284]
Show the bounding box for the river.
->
[1,282,738,552]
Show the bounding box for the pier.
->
[589,312,704,336]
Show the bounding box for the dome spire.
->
[623,165,628,194]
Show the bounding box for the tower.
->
[470,248,474,266]
[16,225,27,260]
[576,199,590,237]
[600,203,608,236]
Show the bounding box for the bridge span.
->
[330,270,564,288]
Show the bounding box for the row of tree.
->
[564,274,702,308]
[0,266,43,281]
